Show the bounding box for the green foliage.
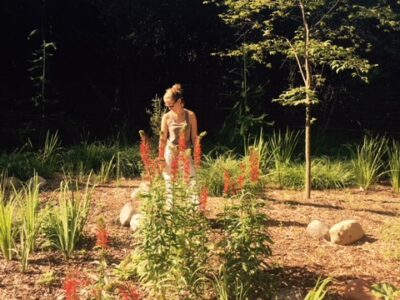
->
[371,282,400,300]
[273,87,319,107]
[27,29,57,108]
[268,158,354,190]
[246,129,273,174]
[207,0,400,198]
[388,140,400,193]
[128,178,210,299]
[268,129,302,187]
[43,179,92,258]
[198,152,242,196]
[63,142,141,180]
[146,95,167,141]
[0,194,17,260]
[349,135,387,190]
[15,174,42,271]
[304,277,332,300]
[216,192,274,299]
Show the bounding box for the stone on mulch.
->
[344,279,378,300]
[130,214,143,231]
[130,181,150,200]
[119,202,135,226]
[329,220,364,245]
[306,220,330,240]
[26,176,47,187]
[3,176,22,189]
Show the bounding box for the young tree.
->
[206,0,399,199]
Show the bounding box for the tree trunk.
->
[305,103,311,199]
[300,0,312,199]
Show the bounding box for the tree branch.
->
[314,0,341,28]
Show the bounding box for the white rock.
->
[119,202,135,226]
[329,220,364,245]
[3,177,21,189]
[130,188,140,200]
[130,214,143,231]
[26,176,47,187]
[306,220,330,240]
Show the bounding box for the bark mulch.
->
[0,179,399,299]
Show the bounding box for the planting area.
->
[0,178,399,299]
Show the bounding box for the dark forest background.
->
[1,0,400,150]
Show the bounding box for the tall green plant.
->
[350,135,387,190]
[269,130,301,187]
[206,0,399,199]
[217,192,273,299]
[43,179,92,258]
[15,174,41,271]
[146,95,167,141]
[0,196,17,260]
[388,141,400,193]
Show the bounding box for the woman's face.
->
[164,97,181,111]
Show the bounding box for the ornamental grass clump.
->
[43,178,92,258]
[14,174,41,271]
[350,135,387,190]
[268,129,301,187]
[0,193,16,260]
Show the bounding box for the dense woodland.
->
[1,0,400,149]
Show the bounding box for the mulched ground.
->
[0,179,399,299]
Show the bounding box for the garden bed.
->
[0,179,399,299]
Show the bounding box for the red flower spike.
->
[158,138,166,160]
[249,148,260,182]
[223,170,231,196]
[139,130,156,182]
[119,284,142,300]
[171,153,179,182]
[95,224,109,249]
[194,137,202,169]
[64,270,84,300]
[199,187,208,212]
[183,149,191,183]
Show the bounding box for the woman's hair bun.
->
[165,83,183,101]
[170,83,183,97]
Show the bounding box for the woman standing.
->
[160,83,198,181]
